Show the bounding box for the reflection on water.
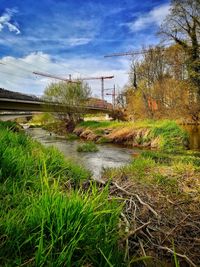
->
[183,125,200,150]
[26,128,136,179]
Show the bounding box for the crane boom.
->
[104,50,150,57]
[77,75,114,81]
[33,71,77,83]
[104,47,166,57]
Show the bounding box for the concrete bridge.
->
[0,97,112,113]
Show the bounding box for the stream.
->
[26,127,137,179]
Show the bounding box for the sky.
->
[0,0,170,101]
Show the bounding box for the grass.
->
[65,133,79,140]
[77,141,99,152]
[103,149,200,195]
[78,120,189,152]
[0,122,125,266]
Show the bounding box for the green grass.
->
[149,120,188,152]
[77,142,99,152]
[0,180,123,266]
[0,122,125,266]
[65,133,79,140]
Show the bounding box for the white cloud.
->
[66,37,92,47]
[126,3,170,32]
[0,8,20,35]
[0,52,129,101]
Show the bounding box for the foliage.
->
[126,8,200,122]
[77,141,99,152]
[30,113,55,125]
[43,81,91,131]
[0,122,124,266]
[126,43,200,122]
[44,81,91,106]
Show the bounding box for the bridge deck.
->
[0,97,112,114]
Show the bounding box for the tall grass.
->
[1,180,123,266]
[0,122,124,266]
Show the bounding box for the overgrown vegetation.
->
[76,120,188,152]
[77,141,99,152]
[0,122,124,266]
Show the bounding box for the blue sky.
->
[0,0,170,99]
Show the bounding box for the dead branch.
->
[123,221,151,241]
[111,181,159,217]
[157,246,197,267]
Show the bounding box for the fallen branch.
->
[123,221,151,241]
[111,181,159,217]
[157,246,197,267]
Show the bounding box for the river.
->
[26,127,136,179]
[182,125,200,150]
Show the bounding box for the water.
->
[26,127,136,179]
[182,125,200,150]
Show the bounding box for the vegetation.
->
[0,122,125,266]
[102,150,200,266]
[160,0,200,95]
[77,141,99,152]
[124,0,200,123]
[65,133,79,140]
[77,120,188,152]
[44,81,91,131]
[30,113,56,126]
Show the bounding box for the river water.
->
[26,125,200,179]
[26,127,136,179]
[182,125,200,150]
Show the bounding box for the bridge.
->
[0,89,113,121]
[0,97,112,113]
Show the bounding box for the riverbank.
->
[74,120,189,152]
[102,150,200,266]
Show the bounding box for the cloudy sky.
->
[0,0,170,101]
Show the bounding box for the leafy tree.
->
[44,81,91,131]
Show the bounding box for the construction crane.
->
[76,75,114,100]
[33,71,114,100]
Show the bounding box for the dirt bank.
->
[74,120,188,152]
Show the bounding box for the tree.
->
[44,81,91,131]
[159,0,200,97]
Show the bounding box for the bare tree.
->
[159,0,200,96]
